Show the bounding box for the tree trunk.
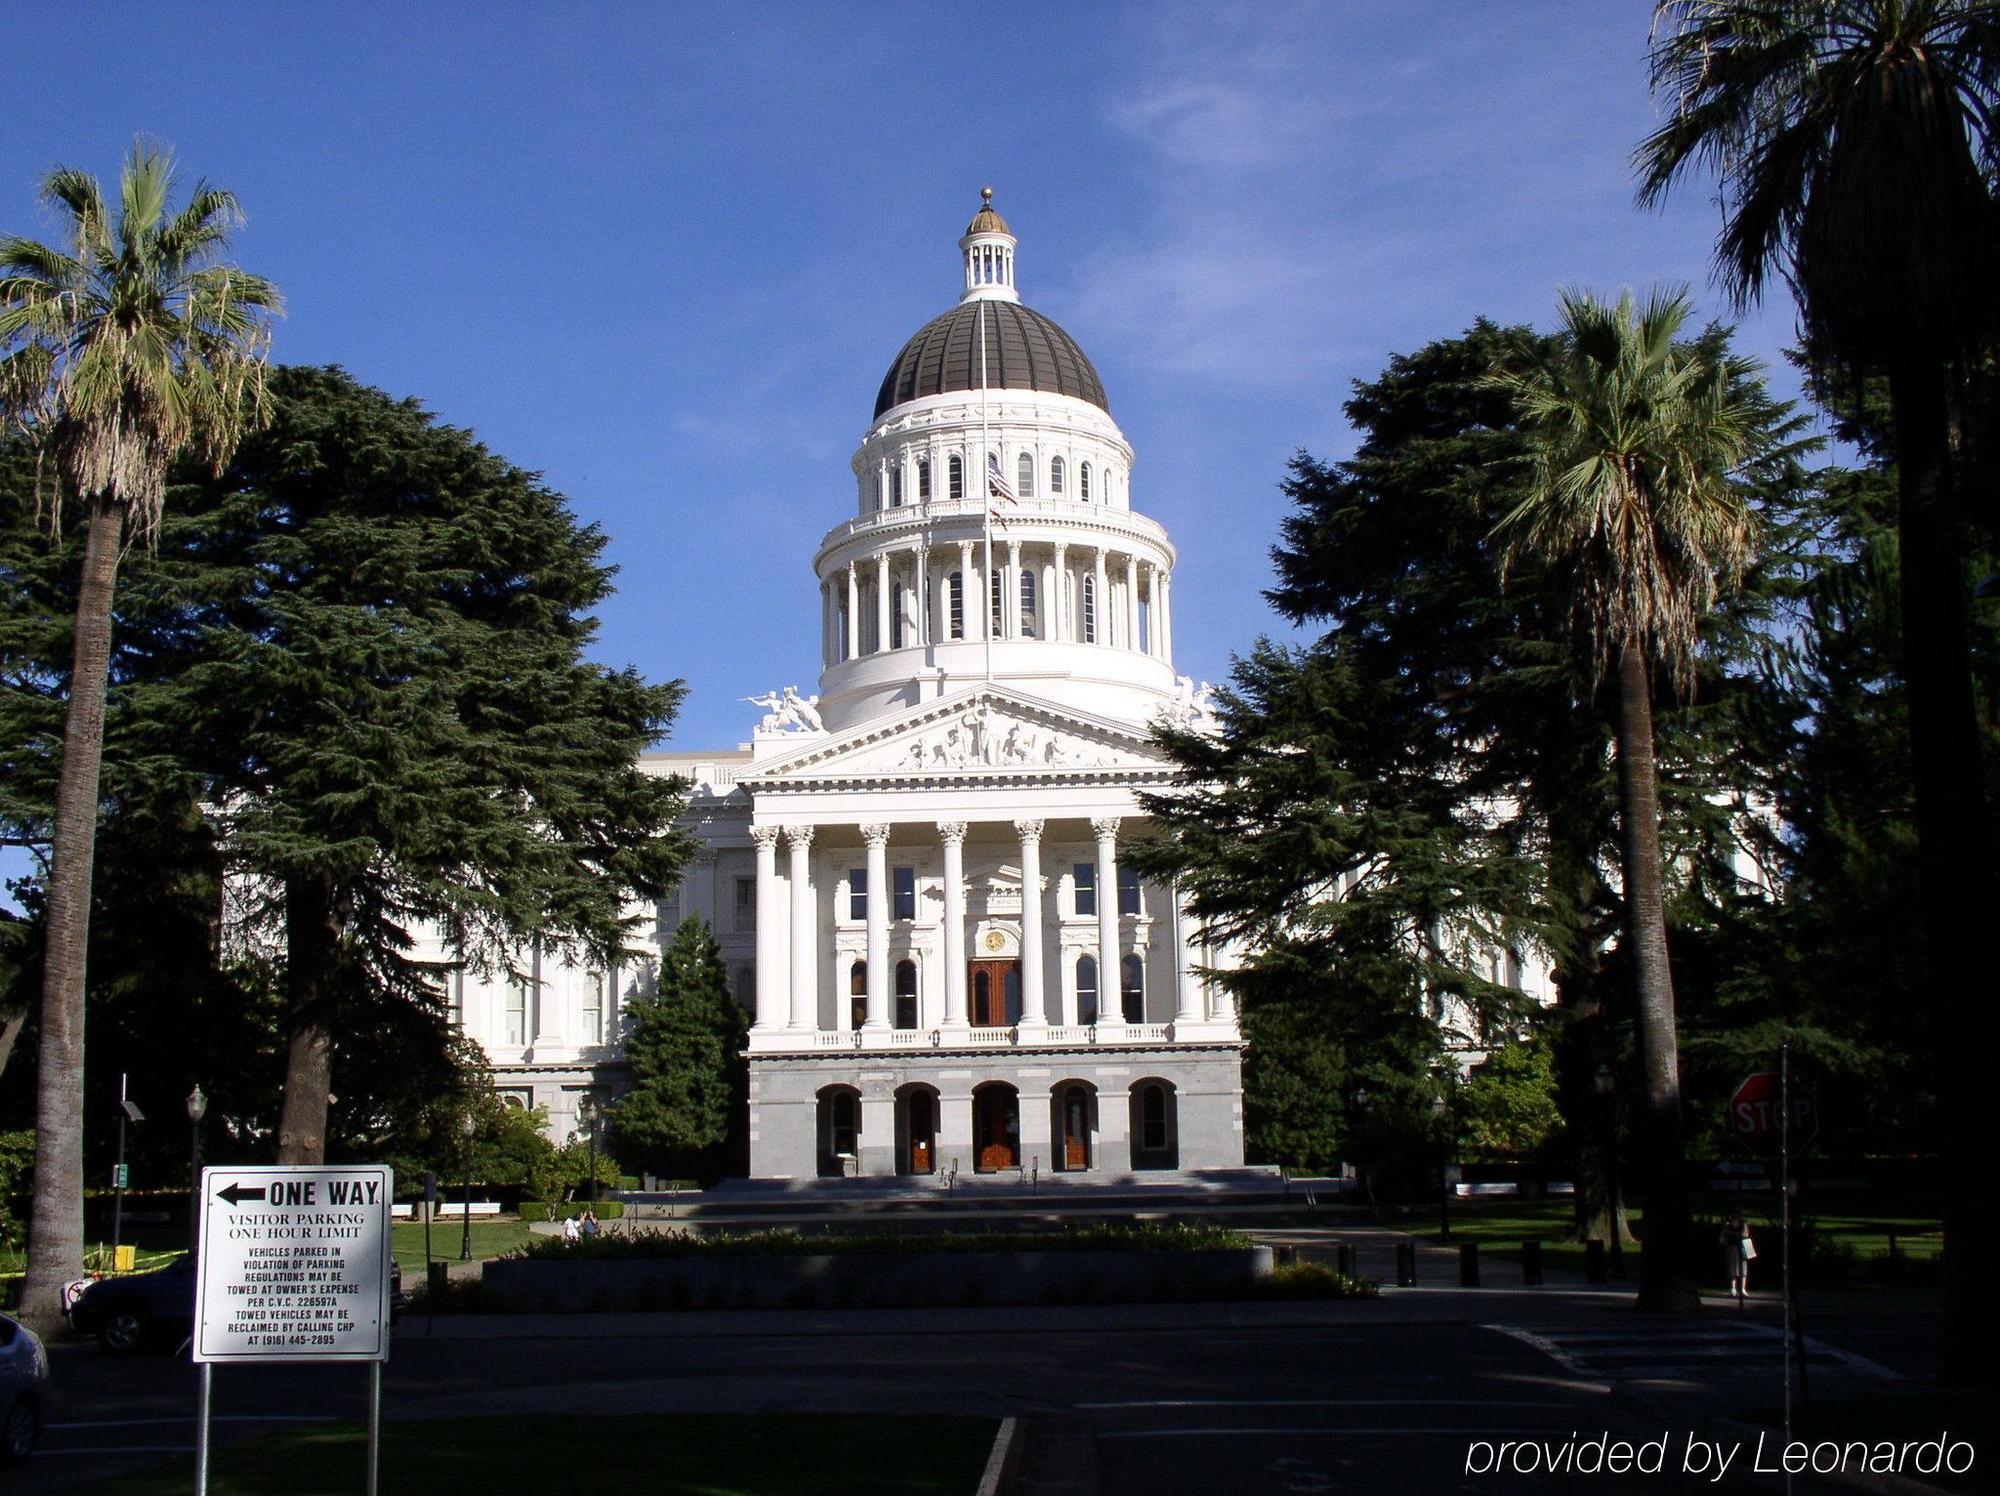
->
[19,497,125,1333]
[1886,358,2000,1388]
[275,872,338,1164]
[1555,961,1629,1248]
[0,1006,25,1087]
[1613,643,1696,1312]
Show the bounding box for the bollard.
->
[1336,1242,1357,1280]
[1459,1241,1480,1287]
[1275,1244,1298,1268]
[1584,1238,1607,1284]
[1521,1239,1543,1286]
[427,1260,449,1309]
[1396,1240,1417,1287]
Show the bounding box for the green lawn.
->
[1404,1195,1945,1284]
[390,1219,534,1269]
[80,1413,997,1495]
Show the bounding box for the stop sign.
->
[1729,1072,1819,1156]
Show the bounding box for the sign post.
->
[192,1164,394,1494]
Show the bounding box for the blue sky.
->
[6,3,1807,764]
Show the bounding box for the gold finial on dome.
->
[965,187,1011,237]
[981,185,993,204]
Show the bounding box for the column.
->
[862,823,890,1030]
[1172,879,1200,1024]
[1051,543,1069,642]
[1208,938,1239,1025]
[1091,817,1122,1035]
[749,826,784,1030]
[934,547,951,641]
[1015,819,1046,1029]
[960,540,980,642]
[939,821,968,1028]
[915,545,930,646]
[1125,554,1140,651]
[1145,566,1161,655]
[845,563,860,661]
[1006,539,1023,640]
[784,826,816,1031]
[1160,569,1174,662]
[1092,549,1108,646]
[875,551,891,653]
[820,580,832,668]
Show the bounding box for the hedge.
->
[511,1222,1248,1261]
[518,1200,627,1222]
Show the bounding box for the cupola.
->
[958,186,1019,304]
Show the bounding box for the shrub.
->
[1256,1261,1376,1300]
[508,1222,1250,1262]
[518,1200,626,1222]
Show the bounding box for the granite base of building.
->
[748,1043,1243,1181]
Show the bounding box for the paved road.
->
[25,1283,1883,1495]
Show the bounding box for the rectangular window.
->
[949,574,964,639]
[890,584,905,650]
[1119,866,1142,917]
[578,973,603,1046]
[848,868,867,921]
[990,570,1003,636]
[1074,863,1096,917]
[893,865,916,920]
[735,875,756,931]
[1020,569,1038,637]
[504,976,526,1046]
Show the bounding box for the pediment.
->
[740,686,1172,786]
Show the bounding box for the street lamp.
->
[113,1076,144,1265]
[578,1093,600,1205]
[186,1084,208,1252]
[1594,1063,1625,1279]
[458,1110,477,1262]
[1432,1066,1456,1241]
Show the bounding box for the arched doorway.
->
[816,1086,861,1177]
[897,1085,938,1175]
[972,1083,1020,1173]
[1052,1083,1094,1172]
[1130,1080,1179,1171]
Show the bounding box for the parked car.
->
[68,1255,404,1353]
[0,1311,51,1466]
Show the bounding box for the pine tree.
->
[611,916,748,1182]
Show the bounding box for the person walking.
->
[1720,1210,1755,1305]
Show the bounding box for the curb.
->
[1609,1387,1965,1496]
[977,1415,1022,1496]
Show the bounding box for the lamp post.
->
[578,1093,600,1205]
[459,1110,476,1262]
[1349,1085,1374,1220]
[186,1085,208,1252]
[113,1076,144,1265]
[1432,1065,1456,1241]
[1594,1062,1625,1279]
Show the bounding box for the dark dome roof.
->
[874,300,1109,418]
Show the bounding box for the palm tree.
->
[1491,287,1759,1312]
[1638,0,1999,1380]
[0,143,278,1331]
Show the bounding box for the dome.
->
[873,299,1109,418]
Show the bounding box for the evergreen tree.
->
[611,915,747,1182]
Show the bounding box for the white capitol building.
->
[455,192,1249,1179]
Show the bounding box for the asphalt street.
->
[22,1271,1895,1495]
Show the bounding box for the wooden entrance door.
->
[973,1088,1019,1172]
[906,1091,934,1174]
[968,959,1019,1026]
[1062,1087,1090,1170]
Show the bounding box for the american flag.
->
[987,452,1018,525]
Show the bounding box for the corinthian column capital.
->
[936,821,968,847]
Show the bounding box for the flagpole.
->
[979,300,994,684]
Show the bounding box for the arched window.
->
[917,457,931,501]
[1079,462,1092,501]
[948,454,964,500]
[1082,574,1097,644]
[849,960,867,1031]
[1050,456,1065,494]
[1019,568,1038,637]
[1076,954,1099,1025]
[948,572,964,639]
[895,959,918,1029]
[1121,954,1145,1022]
[1016,452,1036,498]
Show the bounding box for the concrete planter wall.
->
[483,1245,1273,1313]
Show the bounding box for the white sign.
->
[193,1164,394,1363]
